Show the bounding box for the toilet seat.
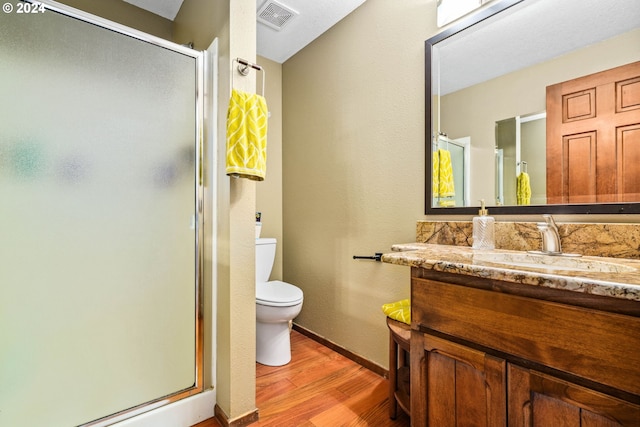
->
[256,280,304,307]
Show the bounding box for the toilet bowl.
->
[256,238,304,366]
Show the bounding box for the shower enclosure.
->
[0,3,205,426]
[495,113,547,205]
[432,135,470,208]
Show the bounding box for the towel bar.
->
[353,253,382,262]
[232,57,266,97]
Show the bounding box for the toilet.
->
[255,238,304,366]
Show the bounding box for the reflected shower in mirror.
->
[495,112,545,206]
[432,133,470,208]
[426,0,640,215]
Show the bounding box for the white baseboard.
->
[112,389,216,427]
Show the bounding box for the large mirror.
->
[426,0,640,215]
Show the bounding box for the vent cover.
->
[257,0,298,31]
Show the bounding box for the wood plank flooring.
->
[193,330,410,427]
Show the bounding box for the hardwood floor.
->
[193,330,410,427]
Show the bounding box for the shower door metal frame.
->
[33,1,206,425]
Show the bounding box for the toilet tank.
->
[255,238,277,283]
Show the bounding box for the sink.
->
[473,252,637,273]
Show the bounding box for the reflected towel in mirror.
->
[517,171,531,205]
[432,148,455,204]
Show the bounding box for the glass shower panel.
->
[495,118,517,206]
[447,142,466,207]
[433,136,467,207]
[0,9,198,427]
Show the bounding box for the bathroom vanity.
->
[383,244,640,427]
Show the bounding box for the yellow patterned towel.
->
[382,299,411,325]
[517,172,531,205]
[226,89,268,181]
[432,148,455,200]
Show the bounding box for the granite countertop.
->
[382,243,640,302]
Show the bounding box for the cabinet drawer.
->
[412,277,640,396]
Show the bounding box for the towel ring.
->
[232,57,266,97]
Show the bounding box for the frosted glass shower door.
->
[0,7,201,427]
[433,136,469,207]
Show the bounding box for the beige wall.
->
[256,57,284,280]
[281,0,438,368]
[173,0,218,50]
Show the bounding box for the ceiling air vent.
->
[257,0,298,31]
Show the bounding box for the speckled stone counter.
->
[382,243,640,302]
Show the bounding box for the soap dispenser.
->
[472,199,495,250]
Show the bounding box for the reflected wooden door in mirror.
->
[425,0,640,215]
[546,62,640,205]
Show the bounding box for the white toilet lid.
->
[257,280,304,307]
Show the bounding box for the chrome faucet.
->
[537,214,562,254]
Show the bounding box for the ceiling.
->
[123,0,367,63]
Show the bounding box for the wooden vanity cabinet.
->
[508,365,640,427]
[409,268,640,427]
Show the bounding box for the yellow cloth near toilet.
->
[432,148,455,205]
[226,89,268,181]
[517,171,531,205]
[382,299,411,325]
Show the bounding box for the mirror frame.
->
[425,0,640,216]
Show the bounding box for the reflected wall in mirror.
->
[426,0,640,215]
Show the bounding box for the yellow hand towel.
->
[382,299,411,325]
[432,150,440,197]
[226,89,268,181]
[432,148,455,199]
[517,172,531,205]
[438,199,456,207]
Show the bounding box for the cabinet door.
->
[423,334,506,427]
[508,364,640,427]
